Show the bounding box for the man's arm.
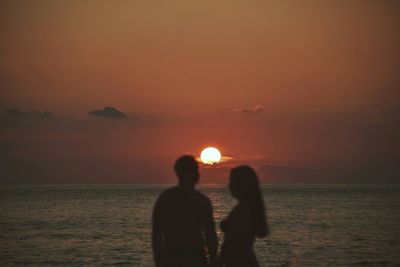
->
[204,199,218,266]
[152,199,163,267]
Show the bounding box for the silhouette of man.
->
[152,155,218,267]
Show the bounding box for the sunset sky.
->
[1,0,399,184]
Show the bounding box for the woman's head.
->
[229,165,268,238]
[229,165,259,199]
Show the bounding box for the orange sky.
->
[0,0,399,184]
[1,0,399,115]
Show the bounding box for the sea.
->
[1,184,400,266]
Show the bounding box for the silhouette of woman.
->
[219,166,269,267]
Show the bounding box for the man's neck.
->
[177,183,195,190]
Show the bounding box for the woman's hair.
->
[230,165,268,238]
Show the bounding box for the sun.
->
[200,147,222,165]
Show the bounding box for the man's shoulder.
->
[157,186,178,200]
[157,187,210,204]
[193,189,211,203]
[189,190,213,210]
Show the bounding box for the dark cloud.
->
[232,105,266,114]
[5,108,53,118]
[28,110,53,118]
[6,108,27,117]
[89,106,127,119]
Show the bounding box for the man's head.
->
[174,155,200,187]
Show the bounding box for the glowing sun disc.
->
[200,147,222,164]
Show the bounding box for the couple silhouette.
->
[152,155,269,267]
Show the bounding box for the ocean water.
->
[1,184,400,266]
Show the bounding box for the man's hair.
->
[174,155,198,179]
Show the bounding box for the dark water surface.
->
[1,184,400,266]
